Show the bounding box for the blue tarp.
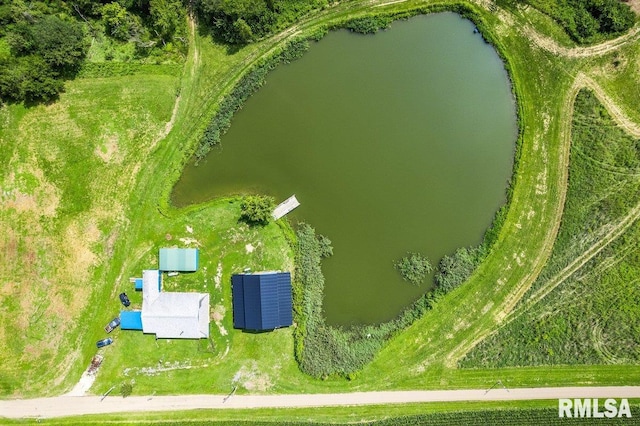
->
[120,311,143,330]
[134,278,143,290]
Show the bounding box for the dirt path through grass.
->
[522,24,640,58]
[577,74,640,138]
[3,386,640,419]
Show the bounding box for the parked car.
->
[104,316,120,333]
[96,338,113,348]
[119,292,130,307]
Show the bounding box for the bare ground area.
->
[628,0,640,15]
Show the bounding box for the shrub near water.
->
[240,195,275,226]
[434,246,485,293]
[394,252,433,286]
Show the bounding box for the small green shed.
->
[159,248,199,272]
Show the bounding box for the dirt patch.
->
[214,262,223,289]
[627,0,640,15]
[104,230,118,257]
[95,134,122,163]
[232,361,272,392]
[61,219,100,283]
[211,304,228,336]
[65,355,103,396]
[2,163,61,218]
[179,237,200,246]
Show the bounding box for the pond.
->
[172,13,517,326]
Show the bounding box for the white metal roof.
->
[140,270,210,339]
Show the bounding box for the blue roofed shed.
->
[120,311,143,330]
[232,272,292,331]
[159,248,199,272]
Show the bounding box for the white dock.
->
[272,195,300,220]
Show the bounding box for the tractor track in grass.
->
[503,72,640,324]
[443,65,640,366]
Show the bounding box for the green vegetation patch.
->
[460,89,640,368]
[0,68,178,396]
[0,0,187,104]
[504,0,636,44]
[196,0,327,44]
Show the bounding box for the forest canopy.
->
[194,0,326,44]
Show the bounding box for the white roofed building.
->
[121,270,210,339]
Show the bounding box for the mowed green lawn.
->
[0,72,179,396]
[1,0,640,409]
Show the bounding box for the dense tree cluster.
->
[195,0,326,44]
[0,6,87,103]
[0,0,187,104]
[500,0,636,44]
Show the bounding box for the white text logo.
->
[558,398,632,418]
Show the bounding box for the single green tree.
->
[150,0,186,42]
[233,18,253,43]
[32,16,88,73]
[240,195,275,226]
[102,2,135,41]
[394,252,432,286]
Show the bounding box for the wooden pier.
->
[272,195,300,220]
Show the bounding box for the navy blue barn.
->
[232,272,293,331]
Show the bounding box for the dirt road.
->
[3,387,640,419]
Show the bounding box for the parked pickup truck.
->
[104,317,120,333]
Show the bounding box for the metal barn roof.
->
[232,272,292,331]
[159,248,199,272]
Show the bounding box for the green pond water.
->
[172,13,517,326]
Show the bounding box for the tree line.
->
[499,0,636,44]
[193,0,326,44]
